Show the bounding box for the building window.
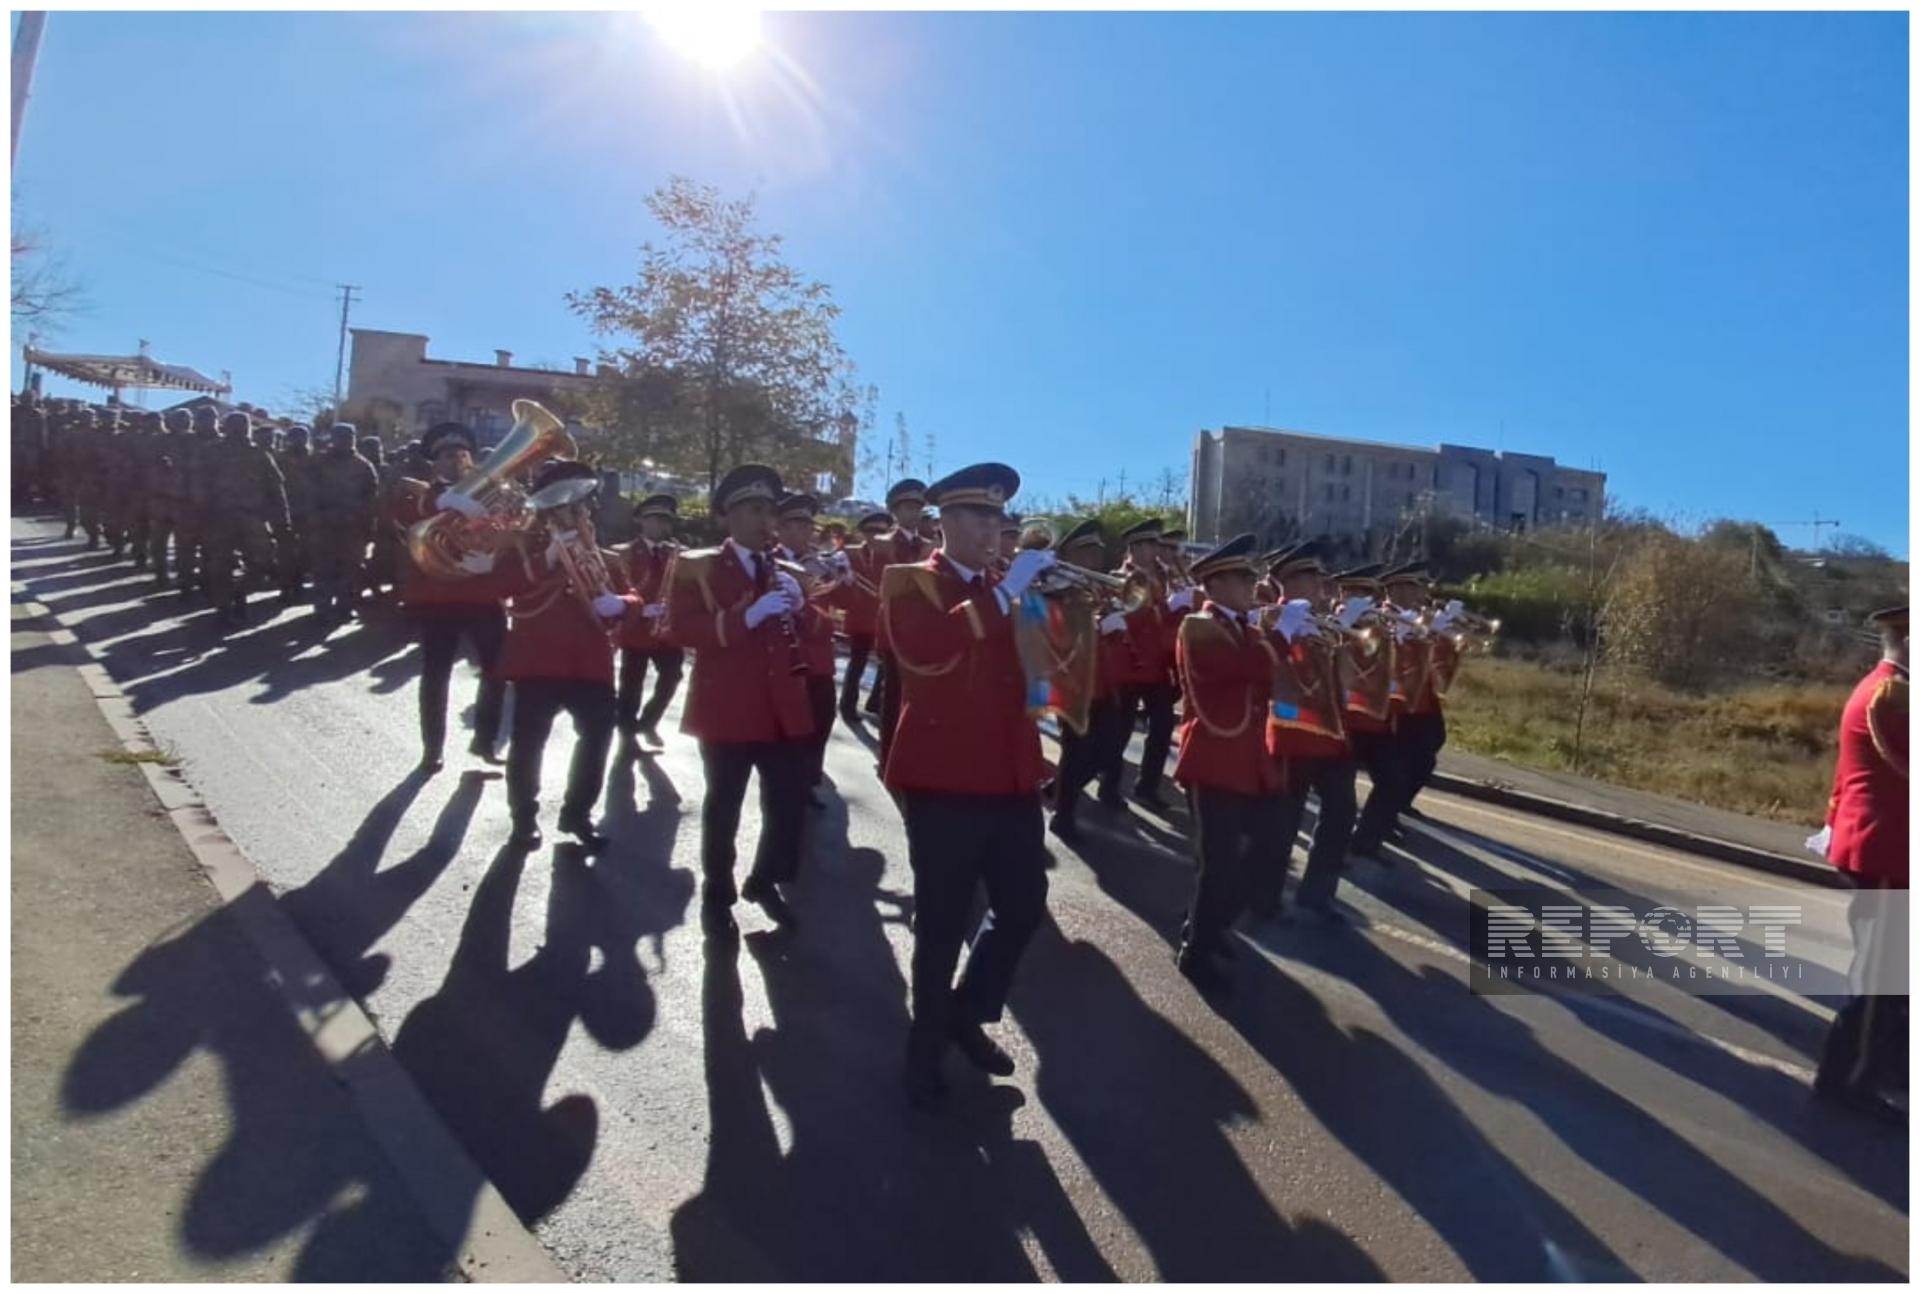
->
[1325,453,1335,473]
[1342,454,1353,476]
[1554,485,1564,499]
[1324,483,1335,502]
[1342,485,1352,502]
[1276,448,1286,466]
[1406,492,1416,508]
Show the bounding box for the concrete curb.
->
[1425,770,1842,889]
[10,587,567,1283]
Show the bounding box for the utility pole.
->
[12,12,46,165]
[331,283,361,416]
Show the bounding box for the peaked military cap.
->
[1383,560,1429,581]
[1121,517,1165,544]
[714,463,782,513]
[1868,605,1909,628]
[1055,517,1105,553]
[777,491,820,520]
[422,421,477,457]
[1334,562,1385,587]
[526,459,600,511]
[925,462,1019,513]
[857,509,892,532]
[1275,539,1326,577]
[886,478,928,507]
[999,512,1024,535]
[1190,533,1259,582]
[1160,527,1187,543]
[633,492,679,520]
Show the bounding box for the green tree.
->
[567,176,857,494]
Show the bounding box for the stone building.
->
[1189,424,1606,557]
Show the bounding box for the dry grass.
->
[1444,655,1846,824]
[97,746,181,768]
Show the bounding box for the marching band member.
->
[1100,518,1185,808]
[1381,561,1448,829]
[881,463,1057,1110]
[1333,563,1407,864]
[995,514,1022,573]
[873,479,932,769]
[391,421,508,773]
[773,490,846,800]
[1813,604,1908,1123]
[835,509,892,724]
[1252,548,1289,607]
[616,492,685,747]
[1047,518,1129,841]
[487,460,639,851]
[664,464,816,940]
[1256,541,1357,924]
[1170,534,1280,995]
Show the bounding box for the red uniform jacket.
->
[1826,659,1909,885]
[390,480,511,614]
[665,540,816,744]
[1339,623,1396,735]
[487,542,636,686]
[874,529,931,654]
[879,554,1046,797]
[619,538,679,651]
[1108,564,1176,688]
[830,542,883,639]
[1173,604,1281,797]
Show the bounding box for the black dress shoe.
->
[1297,902,1347,928]
[1048,813,1081,844]
[1176,946,1233,996]
[419,753,445,775]
[616,715,638,734]
[508,821,543,850]
[741,881,798,929]
[949,1021,1016,1076]
[838,705,863,726]
[701,903,739,941]
[1813,1080,1908,1126]
[467,739,504,766]
[1131,783,1166,809]
[903,1063,950,1111]
[557,814,610,852]
[637,725,664,749]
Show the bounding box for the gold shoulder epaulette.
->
[879,562,943,607]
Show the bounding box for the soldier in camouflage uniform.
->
[311,423,379,622]
[120,412,160,569]
[175,405,223,596]
[74,407,111,550]
[276,424,317,600]
[203,411,289,627]
[144,409,191,588]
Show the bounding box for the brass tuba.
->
[405,399,578,579]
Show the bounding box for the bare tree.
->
[11,224,85,331]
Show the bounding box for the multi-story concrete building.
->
[1188,424,1605,556]
[342,328,855,499]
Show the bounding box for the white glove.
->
[744,589,790,629]
[1335,595,1374,630]
[1430,598,1464,633]
[438,490,486,520]
[544,528,578,565]
[456,552,495,575]
[829,551,853,583]
[591,592,626,619]
[1099,611,1129,636]
[773,571,805,612]
[1805,824,1833,860]
[998,548,1056,601]
[642,602,666,621]
[1276,598,1314,641]
[1167,587,1196,612]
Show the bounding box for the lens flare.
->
[644,5,762,71]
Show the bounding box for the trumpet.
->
[1017,518,1151,613]
[1420,604,1501,649]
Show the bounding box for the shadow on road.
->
[57,887,455,1280]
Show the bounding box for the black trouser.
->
[1349,728,1408,851]
[1054,695,1123,820]
[507,677,616,829]
[416,607,507,759]
[698,739,810,909]
[1393,709,1448,818]
[806,674,835,786]
[877,651,902,768]
[1184,785,1278,954]
[1104,681,1178,797]
[866,649,889,714]
[839,633,876,715]
[617,645,685,731]
[902,791,1049,1069]
[1254,755,1359,913]
[1817,876,1910,1096]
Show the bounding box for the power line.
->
[332,284,361,412]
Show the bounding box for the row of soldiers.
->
[9,390,434,628]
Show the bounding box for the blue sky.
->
[11,11,1908,553]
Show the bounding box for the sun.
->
[643,5,763,71]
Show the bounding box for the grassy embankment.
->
[1442,655,1846,825]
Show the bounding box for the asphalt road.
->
[12,518,1908,1282]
